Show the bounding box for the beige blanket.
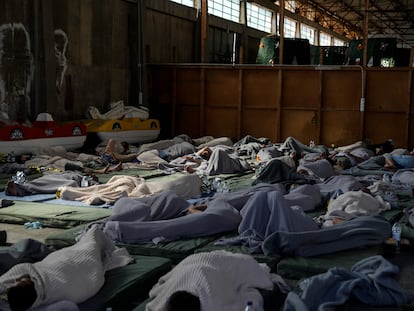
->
[60,173,202,205]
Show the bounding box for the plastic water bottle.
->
[382,173,391,183]
[221,181,229,193]
[12,171,26,184]
[392,222,401,253]
[201,174,211,194]
[245,301,255,311]
[81,176,89,187]
[212,177,222,192]
[251,150,257,161]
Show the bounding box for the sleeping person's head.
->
[166,290,200,311]
[7,275,37,311]
[197,147,212,160]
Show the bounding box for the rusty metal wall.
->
[149,64,414,149]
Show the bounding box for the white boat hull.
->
[96,129,160,144]
[0,136,86,154]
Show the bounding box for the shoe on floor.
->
[0,230,7,245]
[0,198,14,208]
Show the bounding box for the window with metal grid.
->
[170,0,195,8]
[333,38,344,46]
[300,24,315,44]
[246,2,272,33]
[320,32,331,45]
[208,0,240,23]
[284,17,296,38]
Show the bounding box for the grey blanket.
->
[262,215,391,257]
[283,255,414,311]
[0,239,54,275]
[252,158,310,186]
[102,190,242,244]
[215,189,318,253]
[314,175,363,202]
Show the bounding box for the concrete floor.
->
[1,223,65,244]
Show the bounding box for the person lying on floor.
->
[136,141,198,166]
[277,136,328,157]
[158,145,252,176]
[5,162,122,197]
[146,250,290,311]
[90,183,286,244]
[92,182,321,246]
[318,188,391,227]
[0,225,133,311]
[96,138,141,164]
[283,255,414,310]
[215,188,320,253]
[59,173,202,205]
[16,145,117,173]
[252,158,311,186]
[233,134,272,157]
[216,186,391,256]
[262,214,391,257]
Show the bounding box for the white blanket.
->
[322,190,390,227]
[146,250,287,311]
[0,225,133,308]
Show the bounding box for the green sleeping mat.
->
[78,255,172,311]
[0,201,111,228]
[131,297,151,311]
[117,236,221,264]
[194,232,281,272]
[276,245,382,280]
[45,224,223,264]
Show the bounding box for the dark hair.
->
[7,283,37,311]
[166,291,201,311]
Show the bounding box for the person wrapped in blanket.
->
[146,250,290,311]
[0,225,133,311]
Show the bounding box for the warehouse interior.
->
[1,0,414,310]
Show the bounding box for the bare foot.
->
[108,162,123,172]
[88,165,109,174]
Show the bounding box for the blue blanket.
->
[283,255,414,310]
[262,215,391,257]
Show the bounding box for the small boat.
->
[83,102,161,144]
[0,113,87,154]
[83,117,160,144]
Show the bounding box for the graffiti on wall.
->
[54,28,68,91]
[0,24,69,120]
[0,23,34,120]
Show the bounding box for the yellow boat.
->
[83,117,160,144]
